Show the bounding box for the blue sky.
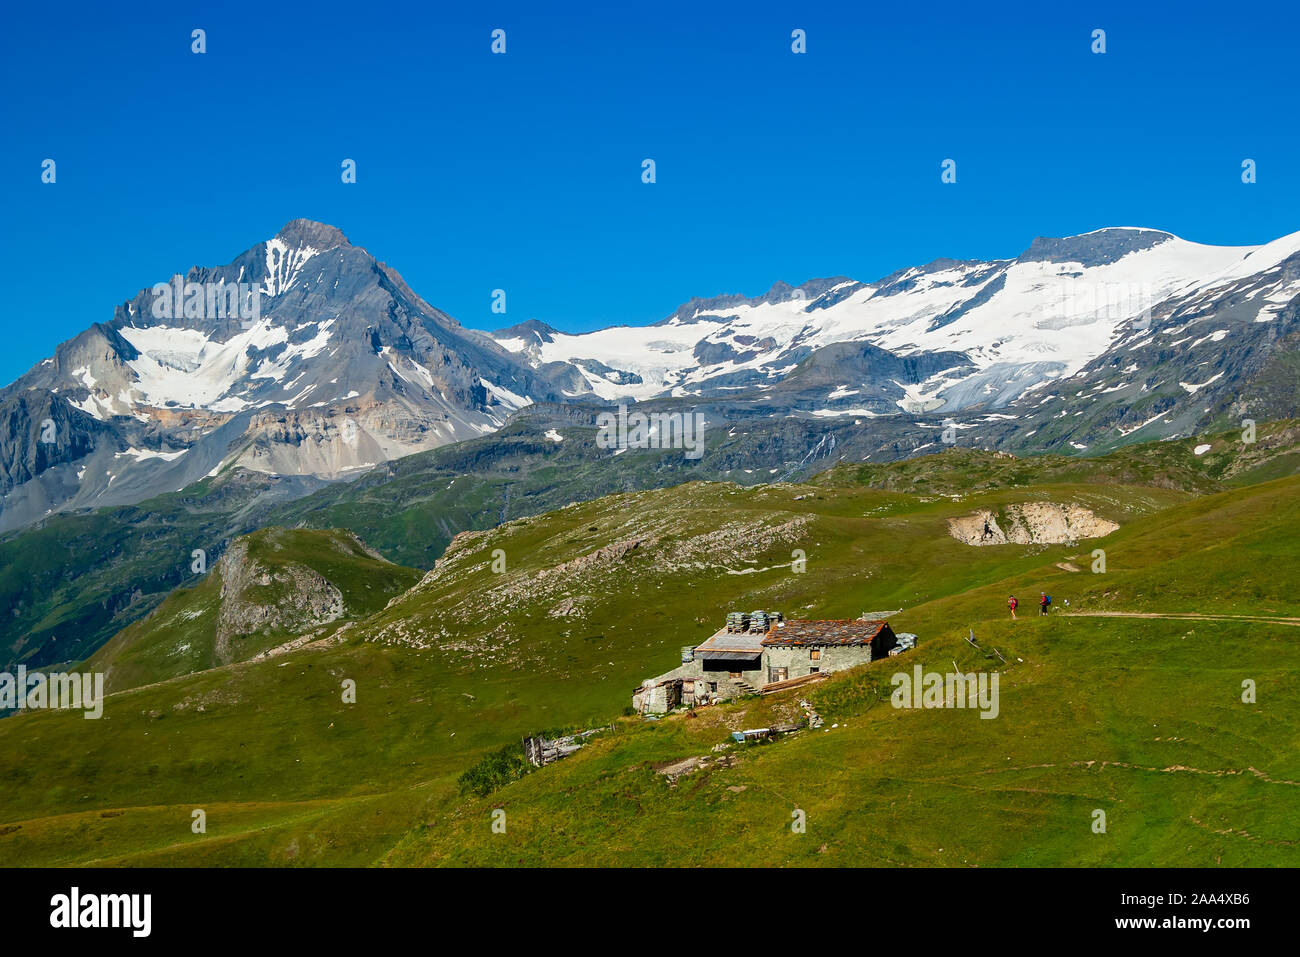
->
[2,0,1296,386]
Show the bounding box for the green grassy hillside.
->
[385,613,1300,867]
[379,474,1300,866]
[817,422,1300,494]
[0,427,1297,866]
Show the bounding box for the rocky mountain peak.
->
[1017,228,1174,266]
[274,219,350,252]
[494,319,561,344]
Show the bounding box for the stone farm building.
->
[633,611,898,715]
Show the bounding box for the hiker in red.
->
[1039,592,1049,615]
[1008,596,1018,619]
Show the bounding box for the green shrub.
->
[457,744,532,797]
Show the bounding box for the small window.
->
[810,666,820,674]
[810,649,822,661]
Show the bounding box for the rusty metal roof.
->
[761,619,889,647]
[694,629,765,657]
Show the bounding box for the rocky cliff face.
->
[214,535,347,664]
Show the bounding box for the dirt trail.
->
[1064,611,1300,627]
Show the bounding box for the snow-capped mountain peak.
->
[0,220,568,531]
[492,226,1283,413]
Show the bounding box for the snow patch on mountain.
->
[118,322,287,411]
[479,378,531,411]
[260,238,329,298]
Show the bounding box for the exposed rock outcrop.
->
[948,503,1119,546]
[214,537,345,663]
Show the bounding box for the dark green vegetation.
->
[458,745,535,798]
[0,469,304,671]
[0,423,1297,866]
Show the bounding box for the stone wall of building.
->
[761,644,875,683]
[633,657,763,713]
[633,678,682,714]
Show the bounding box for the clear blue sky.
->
[2,0,1296,386]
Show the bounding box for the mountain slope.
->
[0,468,331,672]
[388,610,1300,867]
[0,220,570,532]
[2,414,848,671]
[388,470,1300,866]
[998,233,1300,453]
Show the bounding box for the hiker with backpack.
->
[1008,596,1018,619]
[1040,592,1051,616]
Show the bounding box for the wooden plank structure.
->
[522,728,603,767]
[760,671,829,695]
